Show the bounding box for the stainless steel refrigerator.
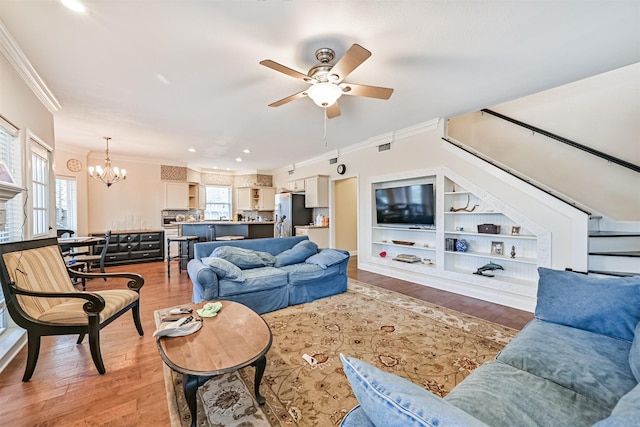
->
[274,193,313,237]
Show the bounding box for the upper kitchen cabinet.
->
[164,182,189,209]
[237,187,276,211]
[188,183,206,210]
[287,179,306,192]
[257,187,276,210]
[304,175,329,208]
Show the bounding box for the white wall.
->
[448,63,640,221]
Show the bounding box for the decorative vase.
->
[455,239,469,252]
[510,246,516,258]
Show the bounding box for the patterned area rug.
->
[160,279,517,426]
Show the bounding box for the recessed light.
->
[243,149,252,154]
[60,0,87,13]
[188,148,196,152]
[235,157,242,162]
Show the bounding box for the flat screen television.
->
[375,183,435,226]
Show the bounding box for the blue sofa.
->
[187,236,349,314]
[340,267,640,427]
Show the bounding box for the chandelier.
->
[88,137,126,187]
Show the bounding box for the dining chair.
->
[0,237,144,381]
[73,230,111,274]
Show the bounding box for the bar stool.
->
[167,235,200,277]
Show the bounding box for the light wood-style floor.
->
[0,257,533,426]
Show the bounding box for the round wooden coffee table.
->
[155,300,272,427]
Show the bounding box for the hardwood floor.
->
[0,257,533,426]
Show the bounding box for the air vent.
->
[378,143,391,152]
[329,158,338,164]
[288,170,294,175]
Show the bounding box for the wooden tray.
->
[391,240,415,246]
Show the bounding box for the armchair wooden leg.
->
[77,333,85,344]
[88,331,106,375]
[23,332,42,382]
[132,304,144,336]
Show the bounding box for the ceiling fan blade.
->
[341,83,394,100]
[329,44,371,83]
[268,90,308,107]
[260,60,312,82]
[326,102,341,119]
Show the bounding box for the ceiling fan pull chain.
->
[323,107,328,146]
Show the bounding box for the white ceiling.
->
[0,1,638,173]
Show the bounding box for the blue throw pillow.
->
[630,322,640,382]
[274,240,318,267]
[210,246,275,269]
[203,257,244,281]
[340,354,489,427]
[535,268,640,341]
[305,248,348,269]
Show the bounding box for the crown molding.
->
[0,20,61,113]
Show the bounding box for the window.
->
[0,117,22,336]
[31,141,50,237]
[204,185,231,220]
[56,177,77,232]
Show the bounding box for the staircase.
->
[588,228,640,277]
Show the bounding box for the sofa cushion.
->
[496,319,635,409]
[210,246,276,269]
[535,267,640,341]
[274,240,318,267]
[218,266,288,297]
[444,361,610,427]
[630,322,640,382]
[203,257,244,281]
[305,248,349,269]
[593,383,640,427]
[278,262,327,282]
[340,354,489,427]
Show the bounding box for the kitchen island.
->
[176,221,275,241]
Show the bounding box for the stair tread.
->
[588,270,639,277]
[589,231,640,237]
[589,250,640,257]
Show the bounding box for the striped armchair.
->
[0,237,144,381]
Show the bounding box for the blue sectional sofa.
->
[340,267,640,427]
[187,236,349,314]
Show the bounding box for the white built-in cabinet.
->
[287,179,306,192]
[304,175,329,208]
[188,183,206,210]
[164,182,189,209]
[369,174,548,297]
[237,187,276,211]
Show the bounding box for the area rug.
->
[159,279,517,426]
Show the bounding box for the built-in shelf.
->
[368,174,544,304]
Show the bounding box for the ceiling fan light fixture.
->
[307,82,342,107]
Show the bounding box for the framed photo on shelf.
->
[511,226,521,235]
[491,241,504,255]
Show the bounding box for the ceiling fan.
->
[260,44,394,119]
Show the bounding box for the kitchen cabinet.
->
[188,183,206,210]
[237,188,253,210]
[164,182,189,209]
[237,187,276,211]
[198,184,206,210]
[287,179,306,192]
[304,175,329,207]
[257,187,275,210]
[295,226,330,248]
